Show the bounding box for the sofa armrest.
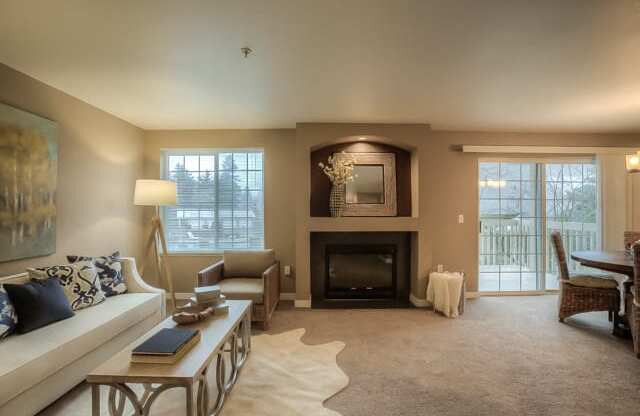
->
[198,260,224,287]
[263,261,280,314]
[120,257,166,318]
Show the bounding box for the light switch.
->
[284,265,292,276]
[458,214,464,224]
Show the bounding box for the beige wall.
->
[293,124,640,302]
[143,125,640,300]
[4,61,638,301]
[0,63,145,276]
[142,129,297,293]
[425,131,640,293]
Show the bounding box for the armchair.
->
[198,249,280,330]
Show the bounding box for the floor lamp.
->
[134,179,177,309]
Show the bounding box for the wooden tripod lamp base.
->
[134,180,178,310]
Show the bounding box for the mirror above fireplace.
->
[346,165,385,204]
[337,152,397,217]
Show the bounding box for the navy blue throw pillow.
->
[4,277,74,334]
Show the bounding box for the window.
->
[479,161,599,292]
[161,149,264,252]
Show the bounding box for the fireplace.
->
[311,232,410,308]
[326,245,396,300]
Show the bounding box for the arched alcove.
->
[310,138,413,217]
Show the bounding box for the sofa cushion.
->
[219,278,264,304]
[28,261,106,311]
[67,251,127,297]
[0,286,17,339]
[223,249,275,278]
[0,292,160,406]
[4,278,74,334]
[567,274,619,289]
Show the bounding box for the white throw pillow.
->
[28,261,106,311]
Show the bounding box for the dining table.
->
[571,250,634,337]
[570,250,634,278]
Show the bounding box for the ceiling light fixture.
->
[358,137,367,141]
[241,46,252,58]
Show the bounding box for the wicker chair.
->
[626,242,640,358]
[550,231,620,323]
[624,231,640,253]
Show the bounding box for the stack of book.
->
[190,284,229,315]
[131,328,201,364]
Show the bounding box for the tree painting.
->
[0,103,57,262]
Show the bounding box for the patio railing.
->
[480,218,598,275]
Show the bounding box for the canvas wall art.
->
[0,102,57,262]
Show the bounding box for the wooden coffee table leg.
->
[91,384,100,416]
[196,371,209,416]
[186,382,196,416]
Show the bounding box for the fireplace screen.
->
[326,245,396,299]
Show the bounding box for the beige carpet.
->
[39,329,348,416]
[39,296,640,415]
[270,296,640,416]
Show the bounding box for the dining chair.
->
[626,242,640,358]
[624,231,640,253]
[550,231,620,323]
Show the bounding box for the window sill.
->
[166,252,224,257]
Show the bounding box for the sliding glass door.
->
[544,163,599,290]
[479,160,599,293]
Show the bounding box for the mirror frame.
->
[336,152,397,217]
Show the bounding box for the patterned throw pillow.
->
[66,252,127,297]
[0,286,18,339]
[28,261,106,311]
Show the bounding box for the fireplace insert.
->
[325,244,397,300]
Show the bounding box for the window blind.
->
[161,149,264,252]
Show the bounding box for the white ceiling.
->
[1,0,639,132]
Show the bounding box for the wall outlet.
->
[437,264,444,273]
[284,265,292,276]
[458,214,464,224]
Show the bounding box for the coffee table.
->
[87,299,251,416]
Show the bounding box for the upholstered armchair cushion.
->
[567,275,619,289]
[218,278,264,304]
[223,250,275,278]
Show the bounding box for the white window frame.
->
[477,156,600,294]
[160,148,265,254]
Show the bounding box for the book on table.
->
[131,328,201,364]
[194,285,221,303]
[190,294,226,306]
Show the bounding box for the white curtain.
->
[597,154,636,251]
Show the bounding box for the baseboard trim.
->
[178,292,303,303]
[474,291,546,297]
[294,298,311,308]
[175,292,193,300]
[409,293,429,308]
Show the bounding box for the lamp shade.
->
[134,179,177,206]
[626,152,640,174]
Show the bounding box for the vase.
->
[329,184,345,217]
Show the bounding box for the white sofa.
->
[0,257,165,416]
